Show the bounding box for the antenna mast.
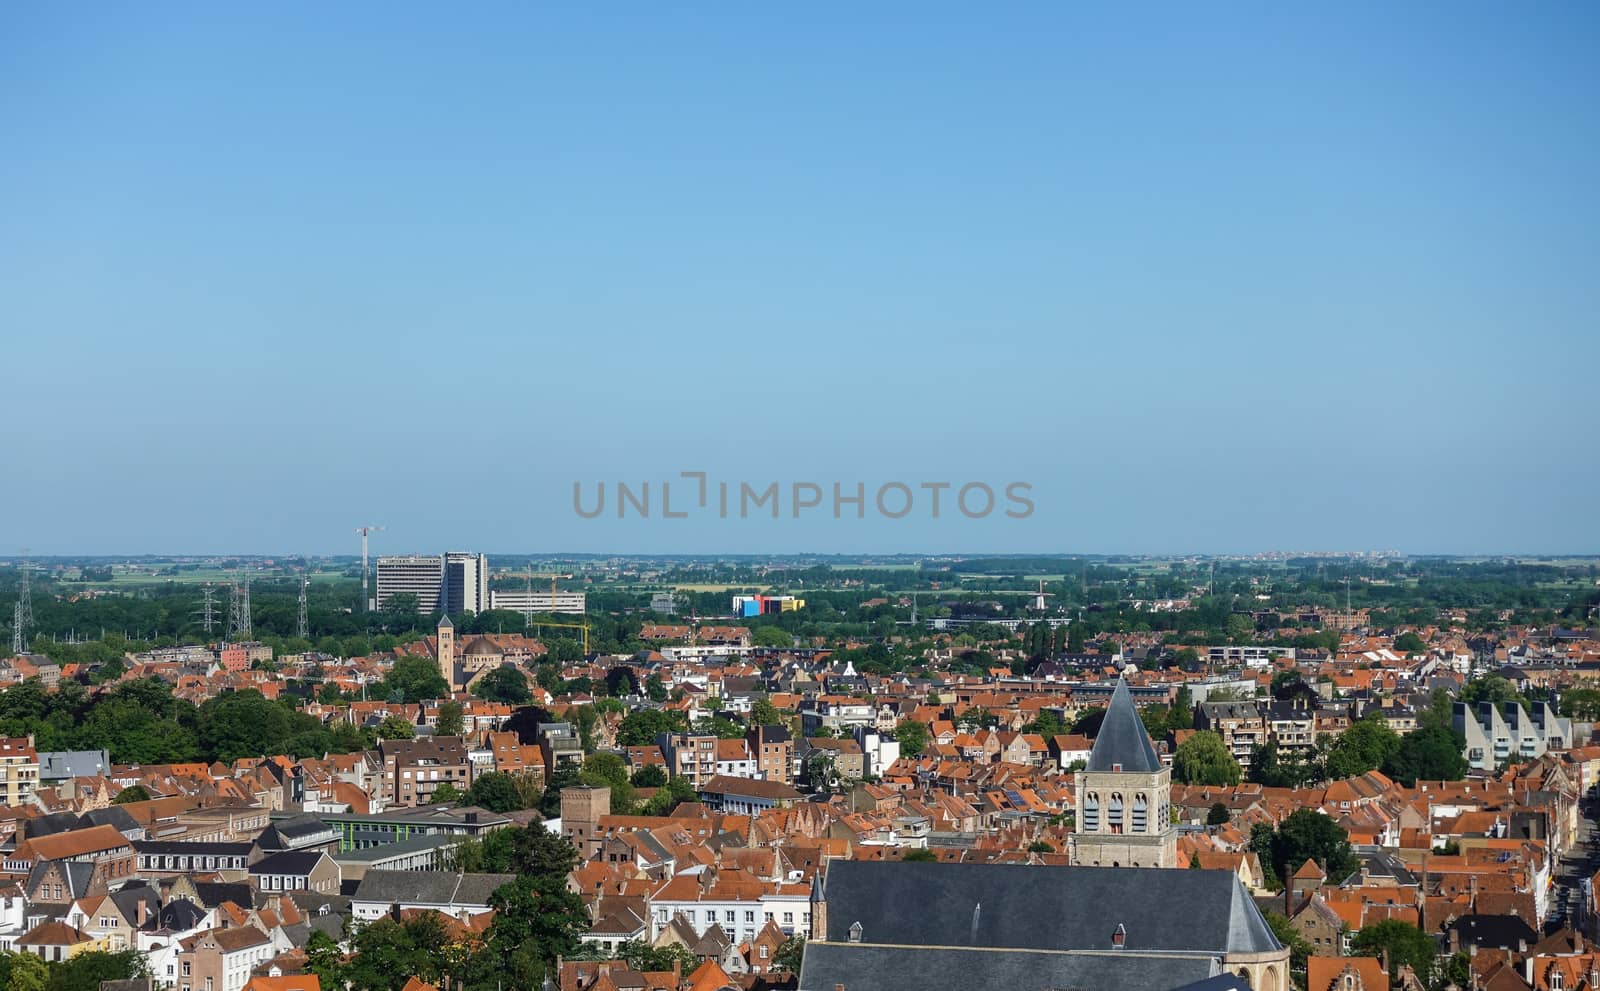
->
[356,526,385,611]
[296,571,310,639]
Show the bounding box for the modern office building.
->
[488,589,587,615]
[375,552,489,614]
[732,594,805,617]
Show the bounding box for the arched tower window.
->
[1108,793,1124,834]
[1132,794,1148,833]
[1083,793,1099,831]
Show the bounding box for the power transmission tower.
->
[13,551,34,652]
[296,572,310,639]
[229,576,252,640]
[198,585,218,636]
[17,552,33,634]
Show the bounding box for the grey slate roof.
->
[192,881,256,910]
[352,870,514,908]
[248,851,328,876]
[38,750,110,781]
[819,860,1281,956]
[1086,675,1162,773]
[800,943,1218,991]
[155,899,208,932]
[80,807,140,835]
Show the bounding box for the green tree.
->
[196,690,332,762]
[429,782,462,804]
[6,954,48,991]
[473,666,532,704]
[1172,731,1242,786]
[1350,919,1436,984]
[617,709,688,746]
[435,700,465,737]
[694,716,746,740]
[752,626,793,648]
[478,874,587,988]
[377,715,415,740]
[1383,723,1468,785]
[1022,710,1066,738]
[644,675,668,702]
[630,764,667,788]
[113,785,151,805]
[465,771,540,813]
[1393,632,1427,655]
[580,752,636,811]
[1206,802,1230,826]
[382,655,450,703]
[1268,808,1359,886]
[46,950,148,991]
[613,941,695,972]
[902,849,937,862]
[1325,712,1401,780]
[640,776,696,816]
[894,720,930,757]
[773,935,805,973]
[750,697,783,726]
[305,930,346,989]
[1460,675,1529,713]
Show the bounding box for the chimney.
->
[1381,948,1390,977]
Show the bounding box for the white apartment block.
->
[488,589,587,615]
[1454,700,1572,771]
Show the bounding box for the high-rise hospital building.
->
[375,551,489,615]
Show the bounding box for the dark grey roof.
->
[1086,676,1161,774]
[134,841,253,857]
[155,898,208,932]
[1444,913,1538,950]
[820,860,1280,956]
[108,885,160,924]
[24,813,84,839]
[80,807,140,835]
[351,870,514,907]
[249,851,328,876]
[192,881,255,910]
[800,942,1218,991]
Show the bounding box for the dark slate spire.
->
[1085,674,1161,773]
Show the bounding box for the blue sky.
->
[2,4,1596,556]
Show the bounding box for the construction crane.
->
[355,525,385,611]
[533,619,591,656]
[507,570,590,654]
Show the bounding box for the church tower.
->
[436,614,457,691]
[1070,675,1176,868]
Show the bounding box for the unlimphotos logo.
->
[573,472,1033,521]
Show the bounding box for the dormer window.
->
[848,921,863,943]
[1111,924,1125,949]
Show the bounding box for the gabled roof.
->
[818,860,1278,955]
[351,870,514,907]
[1085,676,1161,774]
